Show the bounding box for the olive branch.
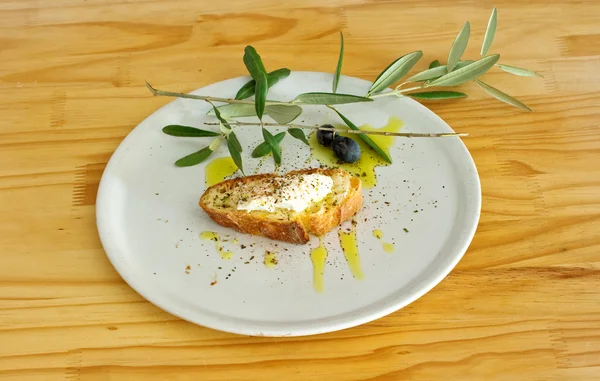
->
[149,7,540,169]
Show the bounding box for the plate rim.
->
[96,71,482,336]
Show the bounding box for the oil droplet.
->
[205,157,238,187]
[264,250,278,268]
[383,243,395,253]
[308,116,403,188]
[338,227,364,280]
[371,229,395,254]
[372,229,383,239]
[200,231,233,260]
[310,238,328,293]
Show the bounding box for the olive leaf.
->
[332,31,344,93]
[208,137,221,151]
[447,22,470,72]
[162,125,220,137]
[235,68,290,100]
[243,46,267,81]
[251,142,272,158]
[227,137,245,174]
[457,60,474,68]
[429,60,441,69]
[474,79,532,111]
[408,91,467,100]
[497,64,543,77]
[427,54,500,87]
[254,71,268,120]
[208,104,256,118]
[174,146,213,167]
[209,102,232,130]
[266,104,302,124]
[367,51,423,96]
[329,107,392,163]
[292,92,373,105]
[227,131,243,152]
[252,132,285,158]
[287,128,309,145]
[219,122,230,135]
[262,128,281,165]
[208,103,302,124]
[481,7,498,56]
[407,60,475,82]
[407,66,448,82]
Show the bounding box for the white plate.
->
[96,72,481,337]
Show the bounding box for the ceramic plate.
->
[96,72,481,336]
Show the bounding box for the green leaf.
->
[274,131,286,143]
[447,22,470,72]
[481,7,498,56]
[497,64,543,77]
[227,137,244,175]
[227,131,243,152]
[251,141,272,158]
[408,91,468,100]
[174,146,213,167]
[333,31,344,93]
[242,46,266,81]
[408,60,475,82]
[251,132,285,158]
[456,60,474,69]
[407,66,448,82]
[209,103,302,124]
[292,92,373,105]
[209,102,232,130]
[254,71,268,120]
[262,128,281,165]
[367,51,423,95]
[266,104,302,124]
[427,54,500,87]
[234,68,291,100]
[162,125,220,137]
[474,79,532,112]
[235,80,258,102]
[330,107,392,164]
[287,128,309,145]
[429,60,441,69]
[208,104,256,118]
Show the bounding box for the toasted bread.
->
[199,168,362,244]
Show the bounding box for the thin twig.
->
[204,121,468,138]
[145,82,284,106]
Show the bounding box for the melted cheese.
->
[237,173,333,213]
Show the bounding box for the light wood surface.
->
[1,0,599,379]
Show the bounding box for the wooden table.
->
[1,0,599,379]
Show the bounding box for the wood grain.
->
[1,0,599,379]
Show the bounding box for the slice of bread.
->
[199,168,363,244]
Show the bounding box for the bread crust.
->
[199,168,362,244]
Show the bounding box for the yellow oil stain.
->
[338,227,364,280]
[205,157,238,187]
[310,238,328,293]
[308,116,403,188]
[264,250,278,268]
[200,231,233,260]
[372,229,395,254]
[383,243,395,253]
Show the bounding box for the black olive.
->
[332,136,361,163]
[316,124,337,147]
